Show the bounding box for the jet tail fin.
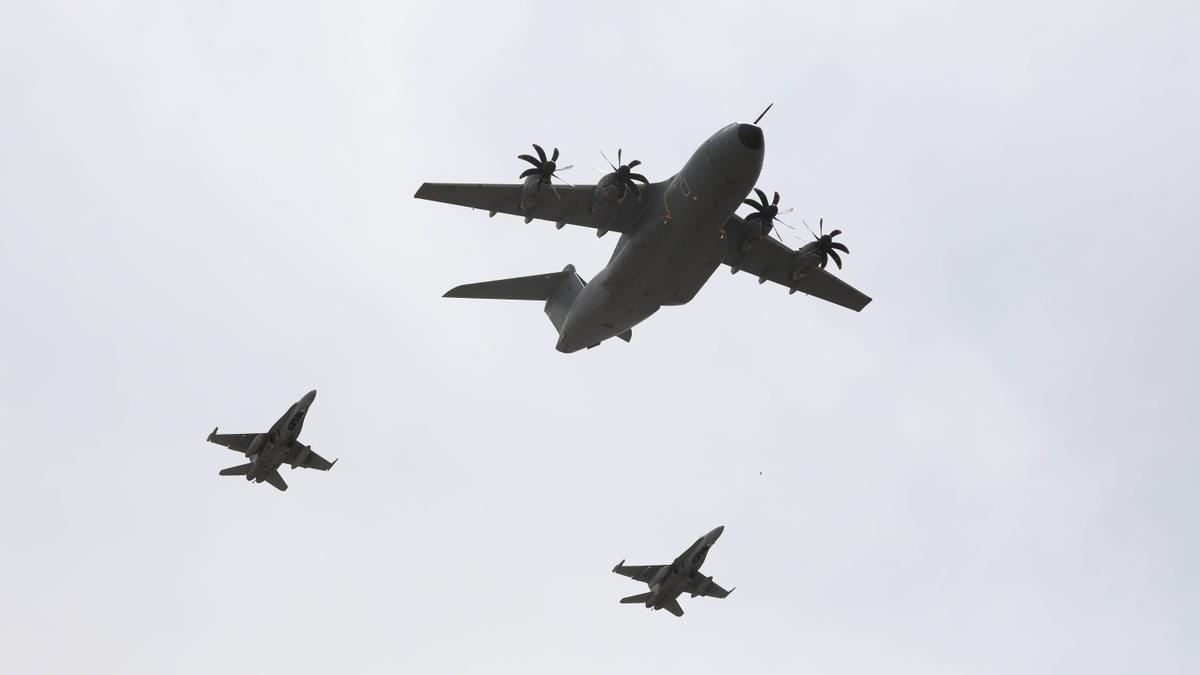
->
[219,463,252,476]
[620,592,653,604]
[663,598,684,617]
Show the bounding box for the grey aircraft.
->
[415,110,871,353]
[612,526,734,617]
[205,390,336,492]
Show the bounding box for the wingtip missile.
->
[207,427,218,442]
[612,559,625,573]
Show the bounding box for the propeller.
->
[742,188,795,241]
[518,144,572,185]
[810,218,850,269]
[600,148,649,200]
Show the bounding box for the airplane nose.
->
[709,525,725,540]
[736,124,763,150]
[303,389,317,404]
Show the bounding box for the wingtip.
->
[612,559,625,573]
[207,427,218,442]
[330,458,338,469]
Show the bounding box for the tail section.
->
[263,470,288,492]
[219,463,252,476]
[444,265,587,337]
[444,269,574,300]
[620,592,653,605]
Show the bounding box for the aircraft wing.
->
[612,562,664,584]
[722,215,872,312]
[684,573,733,599]
[288,445,336,471]
[206,429,258,453]
[414,183,645,233]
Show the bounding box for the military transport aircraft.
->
[612,526,734,618]
[414,110,871,353]
[205,390,336,492]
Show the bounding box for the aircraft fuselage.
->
[245,389,316,483]
[554,124,765,352]
[643,526,724,611]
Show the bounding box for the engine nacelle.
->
[520,174,547,212]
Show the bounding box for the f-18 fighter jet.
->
[205,390,335,492]
[612,526,734,617]
[415,106,870,353]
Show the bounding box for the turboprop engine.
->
[517,144,571,214]
[591,149,648,211]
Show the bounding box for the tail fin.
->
[445,265,587,336]
[620,592,653,604]
[219,463,252,476]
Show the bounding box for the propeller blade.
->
[801,219,818,239]
[552,173,575,187]
[754,188,769,207]
[551,147,559,162]
[775,217,796,230]
[519,167,540,179]
[829,229,842,238]
[533,144,547,164]
[519,154,542,168]
[601,150,617,171]
[778,207,794,215]
[555,164,573,172]
[629,173,649,184]
[830,242,849,253]
[743,198,763,209]
[618,148,623,165]
[628,159,641,169]
[772,191,780,206]
[828,249,843,269]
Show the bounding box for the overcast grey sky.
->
[2,1,1197,673]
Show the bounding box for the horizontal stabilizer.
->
[620,592,653,604]
[264,470,288,492]
[219,463,252,476]
[663,598,684,617]
[444,271,571,301]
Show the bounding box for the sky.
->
[1,1,1197,673]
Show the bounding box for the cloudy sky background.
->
[2,1,1197,673]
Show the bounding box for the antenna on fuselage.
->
[753,102,774,125]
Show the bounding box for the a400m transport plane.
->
[415,112,871,353]
[613,526,734,617]
[206,390,336,492]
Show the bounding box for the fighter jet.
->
[414,108,871,353]
[205,390,336,491]
[612,526,734,617]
